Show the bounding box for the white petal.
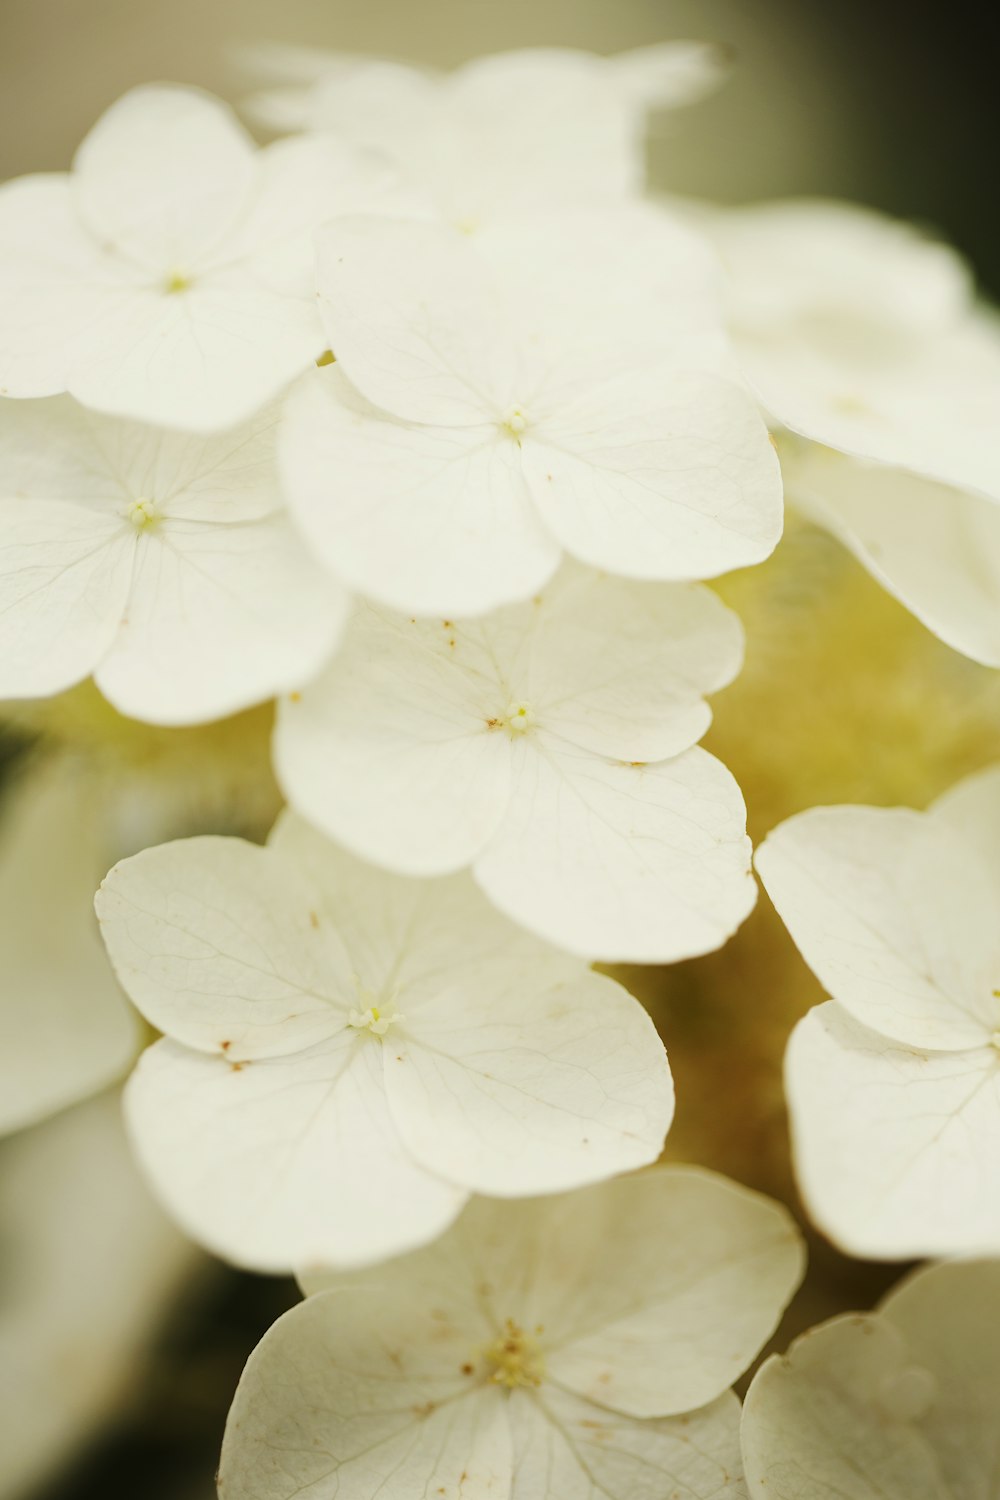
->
[275,600,521,874]
[744,313,1000,503]
[527,567,743,761]
[0,498,132,699]
[218,1287,511,1500]
[882,1260,1000,1499]
[305,1169,802,1421]
[512,1387,746,1500]
[97,836,351,1061]
[0,175,151,398]
[929,761,1000,885]
[67,275,326,432]
[612,41,729,108]
[741,1313,951,1500]
[0,393,133,511]
[125,1035,465,1272]
[786,1003,1000,1259]
[521,371,783,580]
[476,206,725,398]
[279,367,560,614]
[0,760,140,1136]
[718,199,971,336]
[0,1095,194,1499]
[94,512,346,724]
[476,740,756,962]
[73,85,257,270]
[315,217,517,424]
[756,805,1000,1051]
[782,441,1000,667]
[213,133,410,288]
[535,1168,804,1418]
[268,812,581,1014]
[385,968,673,1195]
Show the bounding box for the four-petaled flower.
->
[279,211,783,616]
[96,812,675,1271]
[0,84,406,431]
[217,1166,804,1500]
[276,563,755,960]
[756,764,1000,1259]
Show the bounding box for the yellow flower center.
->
[125,498,159,531]
[347,980,404,1037]
[500,406,529,441]
[504,701,534,734]
[482,1319,545,1390]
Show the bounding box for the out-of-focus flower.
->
[217,1166,803,1500]
[0,85,405,431]
[0,397,345,722]
[275,563,754,961]
[0,756,140,1136]
[241,43,727,226]
[756,764,1000,1258]
[0,1092,195,1500]
[715,199,1000,665]
[741,1258,1000,1498]
[96,812,674,1272]
[279,213,782,615]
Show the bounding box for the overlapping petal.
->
[98,821,675,1269]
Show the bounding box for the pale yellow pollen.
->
[125,498,159,531]
[500,406,529,441]
[503,701,534,735]
[164,271,191,294]
[347,979,404,1037]
[482,1319,545,1390]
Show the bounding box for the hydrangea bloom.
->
[716,199,1000,664]
[0,85,404,431]
[755,764,1000,1258]
[95,812,674,1272]
[279,213,783,615]
[741,1259,1000,1499]
[218,1166,804,1500]
[0,396,346,722]
[276,564,755,961]
[242,43,726,225]
[0,758,140,1137]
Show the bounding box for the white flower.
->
[0,757,141,1137]
[716,199,1000,665]
[741,1259,1000,1499]
[0,84,404,431]
[0,396,346,723]
[279,212,783,616]
[241,44,727,225]
[0,1094,193,1499]
[217,1166,804,1500]
[95,812,675,1272]
[755,764,1000,1259]
[275,564,755,962]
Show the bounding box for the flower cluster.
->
[1,33,999,1500]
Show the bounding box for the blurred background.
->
[0,2,997,1497]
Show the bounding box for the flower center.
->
[503,701,534,735]
[482,1319,545,1390]
[164,271,191,295]
[500,406,529,441]
[125,498,159,531]
[347,980,404,1038]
